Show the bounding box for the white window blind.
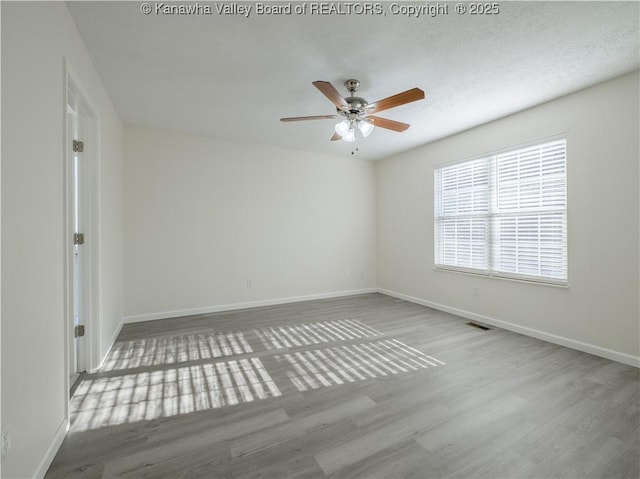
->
[434,138,567,284]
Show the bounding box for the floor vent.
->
[466,321,491,331]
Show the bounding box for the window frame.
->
[434,135,568,287]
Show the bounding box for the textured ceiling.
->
[67,1,639,160]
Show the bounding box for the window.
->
[434,137,567,285]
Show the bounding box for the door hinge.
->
[73,233,84,245]
[73,140,84,153]
[74,325,85,338]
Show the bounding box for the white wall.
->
[0,3,3,476]
[1,2,123,477]
[378,71,640,365]
[124,126,377,320]
[97,99,125,366]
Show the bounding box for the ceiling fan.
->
[280,79,425,142]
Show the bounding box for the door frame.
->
[63,60,100,402]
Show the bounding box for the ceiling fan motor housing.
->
[338,79,369,118]
[338,96,368,117]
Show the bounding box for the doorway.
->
[65,67,98,395]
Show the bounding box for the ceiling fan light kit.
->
[334,119,356,142]
[280,79,425,145]
[334,120,375,143]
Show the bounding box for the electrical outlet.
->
[473,286,479,297]
[246,279,253,288]
[2,426,10,456]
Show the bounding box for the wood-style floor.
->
[46,293,639,478]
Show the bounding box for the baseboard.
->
[89,317,125,373]
[32,418,68,479]
[123,288,378,324]
[378,288,640,368]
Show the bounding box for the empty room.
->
[1,1,639,478]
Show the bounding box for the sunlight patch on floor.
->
[71,357,280,432]
[254,319,383,350]
[279,339,445,392]
[102,331,254,371]
[72,318,444,433]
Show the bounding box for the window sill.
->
[434,266,569,289]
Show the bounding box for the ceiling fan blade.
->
[313,81,348,109]
[331,132,342,141]
[280,115,340,122]
[367,116,411,132]
[367,88,425,114]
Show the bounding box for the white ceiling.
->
[67,1,639,161]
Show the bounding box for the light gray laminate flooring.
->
[46,293,639,478]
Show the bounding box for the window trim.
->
[433,264,570,288]
[434,134,569,287]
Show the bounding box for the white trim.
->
[89,316,125,373]
[378,288,640,368]
[123,289,378,323]
[64,60,101,375]
[32,419,68,479]
[434,265,569,288]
